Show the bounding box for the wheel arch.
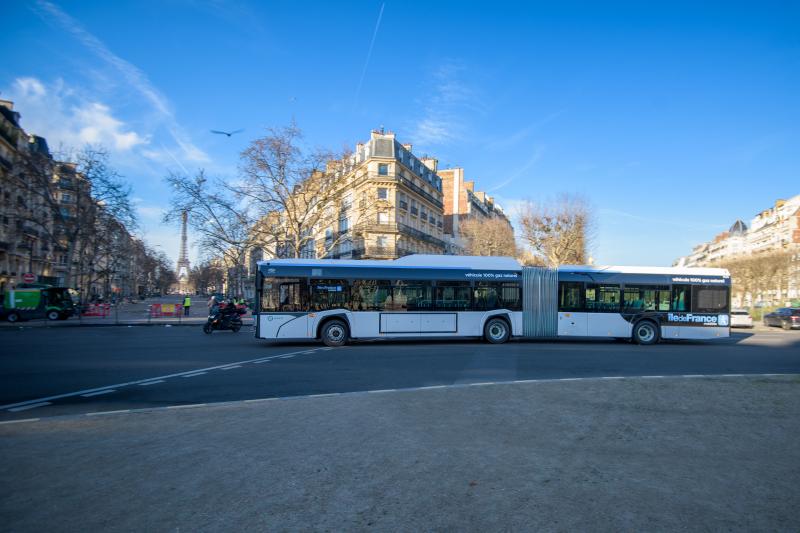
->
[482,312,513,334]
[315,313,351,339]
[632,317,661,343]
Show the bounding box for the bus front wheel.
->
[321,319,348,347]
[47,310,60,321]
[7,312,20,323]
[484,317,510,344]
[633,320,660,345]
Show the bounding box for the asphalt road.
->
[1,326,799,421]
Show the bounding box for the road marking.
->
[721,374,745,377]
[81,390,116,397]
[0,349,314,412]
[641,375,665,379]
[8,402,51,412]
[252,360,271,364]
[367,389,396,394]
[4,373,799,423]
[166,404,207,409]
[182,372,207,378]
[0,418,40,425]
[682,375,706,378]
[139,380,165,386]
[220,365,241,370]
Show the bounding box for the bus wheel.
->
[321,319,348,347]
[484,317,510,344]
[7,312,20,323]
[633,320,659,345]
[47,310,60,321]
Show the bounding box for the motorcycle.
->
[202,306,244,334]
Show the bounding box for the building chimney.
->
[402,143,412,152]
[421,157,438,172]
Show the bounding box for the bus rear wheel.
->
[47,310,60,321]
[321,319,348,347]
[633,320,660,345]
[484,317,510,344]
[7,312,20,323]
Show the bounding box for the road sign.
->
[22,273,36,283]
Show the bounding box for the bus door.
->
[259,278,310,339]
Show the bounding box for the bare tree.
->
[458,217,517,257]
[517,194,594,266]
[164,170,254,297]
[237,124,375,258]
[716,251,793,308]
[13,145,136,300]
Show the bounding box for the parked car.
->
[762,308,800,330]
[730,309,753,328]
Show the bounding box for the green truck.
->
[1,285,75,322]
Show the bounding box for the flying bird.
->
[210,129,244,137]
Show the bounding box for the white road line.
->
[8,402,51,412]
[682,375,706,378]
[182,372,207,378]
[252,360,271,364]
[0,349,313,411]
[5,373,799,423]
[640,375,665,379]
[0,418,40,425]
[139,380,165,386]
[220,365,241,370]
[81,389,116,397]
[367,389,396,394]
[721,374,745,377]
[166,404,207,409]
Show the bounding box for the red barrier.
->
[149,303,183,317]
[82,303,111,317]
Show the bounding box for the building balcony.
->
[352,246,397,259]
[357,222,446,249]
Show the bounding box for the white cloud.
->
[33,0,208,163]
[408,62,484,149]
[7,77,148,153]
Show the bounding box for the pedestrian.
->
[183,294,191,316]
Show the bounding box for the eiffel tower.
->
[177,211,191,293]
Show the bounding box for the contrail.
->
[354,2,385,109]
[33,0,208,163]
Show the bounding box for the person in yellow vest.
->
[183,295,191,316]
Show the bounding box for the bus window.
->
[474,282,521,311]
[435,281,471,311]
[310,279,349,311]
[692,286,729,313]
[558,282,584,311]
[671,285,691,311]
[386,280,432,311]
[349,280,392,311]
[261,277,309,312]
[622,285,668,312]
[586,284,620,312]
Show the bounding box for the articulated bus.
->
[254,255,730,346]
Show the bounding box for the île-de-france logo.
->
[718,314,729,327]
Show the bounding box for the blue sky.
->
[2,0,798,266]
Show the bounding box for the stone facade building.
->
[675,194,800,306]
[310,129,448,260]
[437,167,512,251]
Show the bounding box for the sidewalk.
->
[0,298,253,327]
[1,375,798,531]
